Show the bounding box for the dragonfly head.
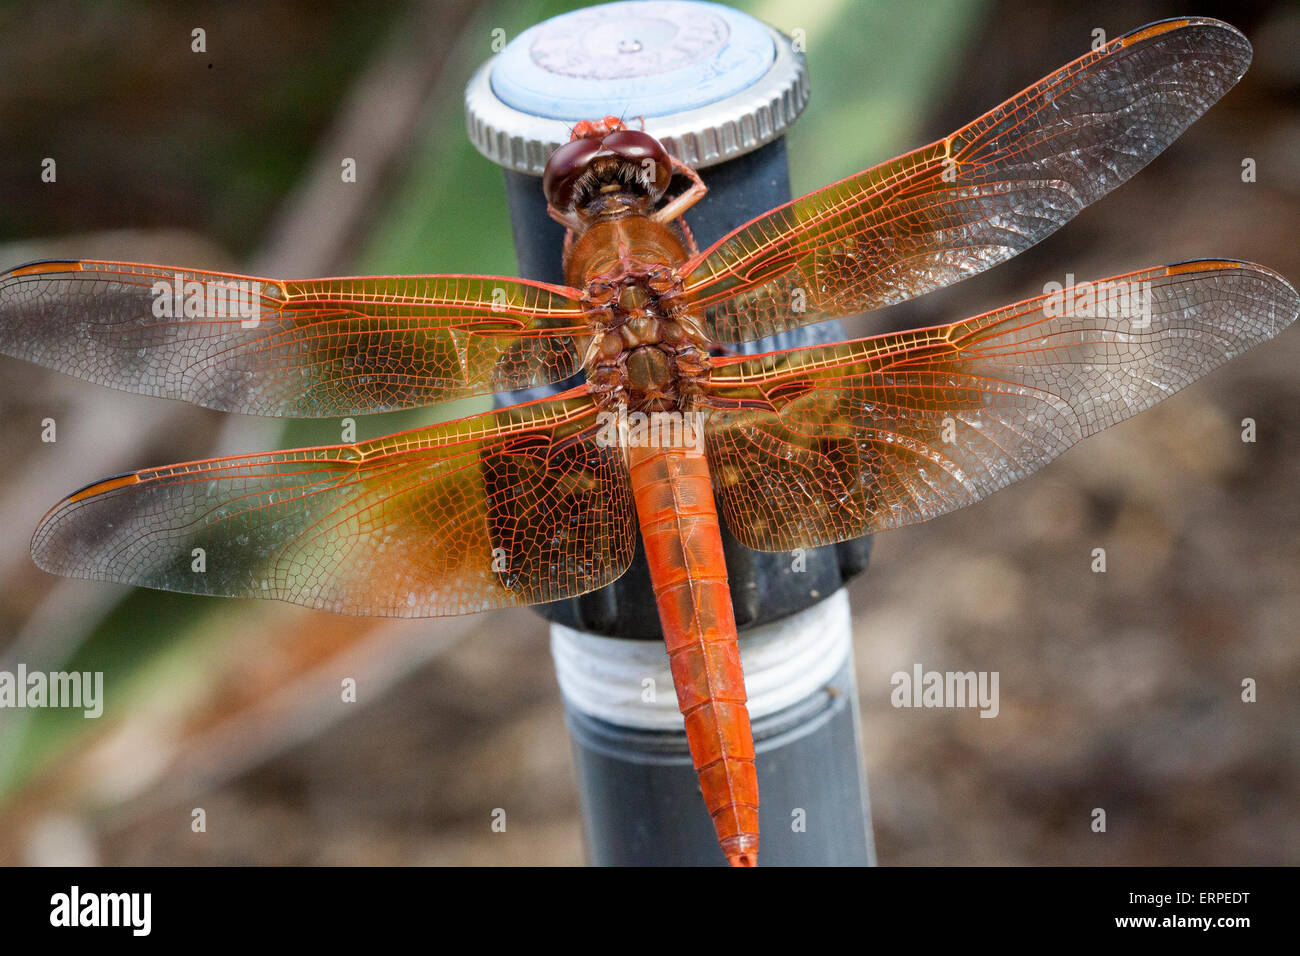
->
[543,121,673,215]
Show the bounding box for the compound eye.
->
[601,130,673,200]
[543,137,603,210]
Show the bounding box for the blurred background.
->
[0,0,1295,865]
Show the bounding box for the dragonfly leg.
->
[547,204,584,232]
[652,156,707,226]
[676,214,700,257]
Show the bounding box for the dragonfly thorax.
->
[581,268,709,412]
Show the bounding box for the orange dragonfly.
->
[0,17,1295,867]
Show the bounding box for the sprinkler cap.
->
[465,0,808,173]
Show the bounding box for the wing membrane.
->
[0,259,587,415]
[701,261,1298,550]
[31,388,635,616]
[684,18,1253,343]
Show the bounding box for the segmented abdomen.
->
[626,440,759,866]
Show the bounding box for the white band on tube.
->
[550,588,851,730]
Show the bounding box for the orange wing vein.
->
[0,259,587,416]
[682,18,1252,344]
[701,261,1298,551]
[31,388,635,616]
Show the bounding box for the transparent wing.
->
[701,261,1297,550]
[0,259,588,415]
[32,388,635,616]
[683,18,1253,344]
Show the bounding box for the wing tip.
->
[63,470,143,505]
[1165,257,1283,281]
[1164,258,1300,337]
[1167,257,1298,293]
[1119,16,1248,45]
[1118,17,1252,74]
[5,259,84,280]
[30,470,145,568]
